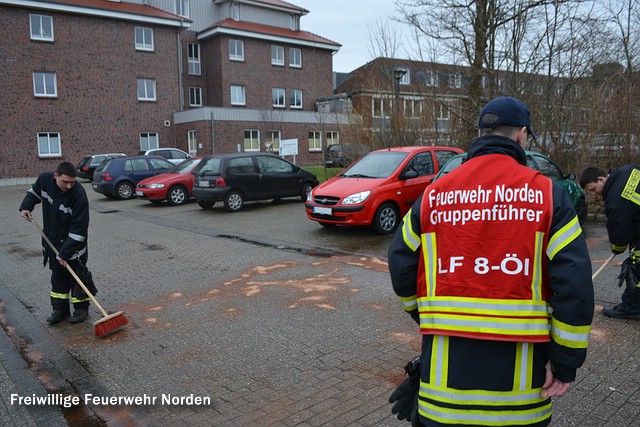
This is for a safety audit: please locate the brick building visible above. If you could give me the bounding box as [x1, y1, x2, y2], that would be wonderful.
[0, 0, 352, 182]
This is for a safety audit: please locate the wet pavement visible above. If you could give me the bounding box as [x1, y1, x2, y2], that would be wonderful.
[0, 182, 639, 426]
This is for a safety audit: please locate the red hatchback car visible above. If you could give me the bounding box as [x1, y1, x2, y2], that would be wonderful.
[305, 146, 464, 234]
[136, 157, 203, 205]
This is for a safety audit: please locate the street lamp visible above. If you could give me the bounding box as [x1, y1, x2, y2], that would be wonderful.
[392, 67, 407, 146]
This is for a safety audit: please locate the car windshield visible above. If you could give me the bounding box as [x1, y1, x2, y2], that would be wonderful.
[196, 157, 222, 175]
[170, 157, 200, 174]
[341, 151, 408, 178]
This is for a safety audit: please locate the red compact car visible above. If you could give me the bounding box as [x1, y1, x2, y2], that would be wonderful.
[305, 146, 464, 234]
[136, 157, 203, 205]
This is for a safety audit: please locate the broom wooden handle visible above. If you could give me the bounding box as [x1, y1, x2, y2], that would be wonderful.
[30, 219, 109, 317]
[592, 253, 616, 281]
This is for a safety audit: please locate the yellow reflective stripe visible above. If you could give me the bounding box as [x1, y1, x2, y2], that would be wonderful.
[551, 317, 590, 349]
[547, 216, 581, 260]
[71, 297, 90, 304]
[398, 295, 417, 312]
[612, 243, 628, 253]
[418, 397, 552, 425]
[417, 296, 551, 317]
[531, 232, 544, 300]
[621, 168, 640, 206]
[420, 382, 545, 406]
[513, 342, 534, 391]
[401, 209, 420, 251]
[419, 313, 550, 336]
[422, 232, 437, 297]
[50, 291, 69, 300]
[429, 335, 449, 387]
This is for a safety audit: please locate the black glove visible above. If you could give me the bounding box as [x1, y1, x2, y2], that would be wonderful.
[389, 356, 421, 425]
[71, 260, 97, 299]
[617, 257, 640, 293]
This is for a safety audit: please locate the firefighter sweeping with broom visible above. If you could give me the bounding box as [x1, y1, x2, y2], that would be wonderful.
[19, 161, 92, 324]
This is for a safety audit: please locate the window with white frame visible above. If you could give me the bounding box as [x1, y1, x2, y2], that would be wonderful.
[230, 2, 240, 20]
[398, 68, 410, 85]
[231, 85, 245, 105]
[372, 97, 382, 117]
[272, 88, 285, 107]
[290, 15, 298, 31]
[289, 48, 301, 68]
[30, 14, 53, 41]
[424, 70, 438, 87]
[140, 132, 159, 151]
[290, 89, 302, 109]
[188, 43, 201, 75]
[33, 71, 57, 97]
[326, 131, 339, 146]
[271, 45, 284, 66]
[37, 132, 61, 157]
[404, 98, 423, 118]
[175, 0, 190, 17]
[309, 131, 321, 151]
[437, 101, 451, 120]
[135, 27, 153, 51]
[266, 130, 281, 152]
[244, 130, 259, 151]
[137, 78, 156, 101]
[229, 39, 244, 61]
[450, 73, 462, 88]
[188, 130, 197, 155]
[189, 87, 202, 106]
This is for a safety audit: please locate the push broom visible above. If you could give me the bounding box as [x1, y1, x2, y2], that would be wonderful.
[592, 253, 616, 281]
[31, 219, 128, 337]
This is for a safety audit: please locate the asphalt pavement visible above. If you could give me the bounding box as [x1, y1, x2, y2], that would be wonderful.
[0, 181, 639, 426]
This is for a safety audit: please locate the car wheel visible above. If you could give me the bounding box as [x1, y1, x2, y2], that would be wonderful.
[167, 185, 188, 206]
[197, 200, 215, 209]
[224, 191, 244, 212]
[300, 182, 314, 201]
[115, 182, 134, 200]
[372, 202, 400, 235]
[575, 197, 588, 224]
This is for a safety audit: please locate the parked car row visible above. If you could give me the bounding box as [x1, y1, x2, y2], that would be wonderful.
[80, 145, 586, 235]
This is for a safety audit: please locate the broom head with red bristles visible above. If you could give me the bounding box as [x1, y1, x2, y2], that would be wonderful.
[94, 311, 129, 337]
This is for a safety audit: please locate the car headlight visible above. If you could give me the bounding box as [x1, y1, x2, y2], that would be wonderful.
[342, 190, 370, 205]
[306, 190, 313, 202]
[148, 183, 165, 189]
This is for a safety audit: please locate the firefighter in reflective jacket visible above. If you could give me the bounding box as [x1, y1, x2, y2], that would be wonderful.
[388, 97, 594, 427]
[579, 165, 640, 319]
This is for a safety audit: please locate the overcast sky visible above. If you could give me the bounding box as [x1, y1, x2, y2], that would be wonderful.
[292, 0, 405, 73]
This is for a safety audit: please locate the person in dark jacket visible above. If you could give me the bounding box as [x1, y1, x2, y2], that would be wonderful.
[388, 97, 594, 427]
[19, 161, 91, 324]
[579, 166, 640, 319]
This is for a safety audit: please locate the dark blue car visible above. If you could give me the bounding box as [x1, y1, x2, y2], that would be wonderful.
[92, 155, 174, 200]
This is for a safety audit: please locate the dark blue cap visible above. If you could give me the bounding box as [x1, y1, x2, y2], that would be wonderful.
[478, 96, 537, 141]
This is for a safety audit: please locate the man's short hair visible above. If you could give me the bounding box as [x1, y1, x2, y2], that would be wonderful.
[56, 161, 77, 178]
[579, 167, 607, 188]
[478, 125, 522, 140]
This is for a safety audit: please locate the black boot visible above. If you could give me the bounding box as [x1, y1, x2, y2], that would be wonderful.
[47, 309, 70, 324]
[69, 308, 89, 323]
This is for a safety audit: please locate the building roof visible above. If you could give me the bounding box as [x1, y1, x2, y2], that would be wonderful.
[200, 18, 340, 50]
[6, 0, 188, 24]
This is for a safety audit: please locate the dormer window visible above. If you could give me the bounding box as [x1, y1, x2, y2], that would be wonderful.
[175, 0, 190, 18]
[290, 15, 298, 31]
[231, 3, 240, 21]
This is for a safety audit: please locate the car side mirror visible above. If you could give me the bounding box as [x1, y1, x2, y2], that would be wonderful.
[566, 173, 576, 180]
[403, 170, 419, 180]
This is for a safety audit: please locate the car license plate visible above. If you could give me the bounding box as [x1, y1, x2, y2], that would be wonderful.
[136, 190, 143, 197]
[198, 180, 209, 187]
[313, 206, 332, 215]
